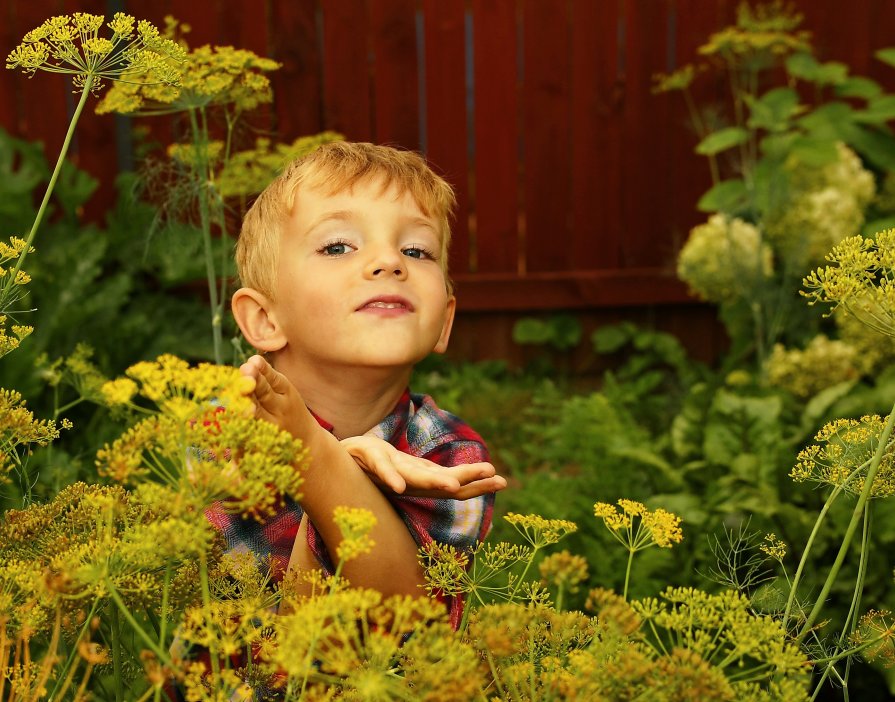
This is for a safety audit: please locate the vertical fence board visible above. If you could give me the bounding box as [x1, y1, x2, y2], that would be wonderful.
[370, 0, 420, 149]
[620, 0, 673, 268]
[570, 0, 622, 270]
[423, 0, 470, 276]
[0, 3, 19, 131]
[472, 0, 519, 274]
[665, 0, 730, 257]
[269, 0, 323, 139]
[10, 0, 68, 167]
[521, 0, 571, 273]
[321, 0, 372, 141]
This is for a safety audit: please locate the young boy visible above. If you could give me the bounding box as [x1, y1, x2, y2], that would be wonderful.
[210, 142, 506, 623]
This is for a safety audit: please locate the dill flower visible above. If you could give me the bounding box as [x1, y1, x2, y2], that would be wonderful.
[632, 586, 810, 695]
[652, 63, 701, 93]
[399, 621, 486, 700]
[593, 500, 683, 550]
[761, 533, 787, 561]
[503, 512, 578, 548]
[216, 133, 345, 199]
[6, 13, 184, 92]
[0, 319, 33, 360]
[698, 0, 810, 67]
[764, 335, 859, 398]
[95, 356, 306, 520]
[0, 236, 33, 315]
[0, 388, 70, 483]
[836, 300, 895, 374]
[539, 550, 589, 595]
[791, 415, 895, 497]
[851, 609, 895, 667]
[332, 506, 377, 564]
[677, 214, 773, 304]
[96, 42, 279, 114]
[803, 229, 895, 338]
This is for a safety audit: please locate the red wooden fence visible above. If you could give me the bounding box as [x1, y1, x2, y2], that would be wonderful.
[3, 0, 895, 364]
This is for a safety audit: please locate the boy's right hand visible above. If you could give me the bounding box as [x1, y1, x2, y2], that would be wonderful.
[340, 435, 507, 500]
[239, 355, 317, 441]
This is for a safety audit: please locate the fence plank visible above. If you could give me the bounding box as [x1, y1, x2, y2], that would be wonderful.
[620, 0, 673, 268]
[570, 0, 623, 270]
[370, 0, 420, 149]
[423, 0, 470, 276]
[269, 0, 323, 139]
[521, 0, 571, 273]
[0, 3, 19, 132]
[472, 0, 519, 274]
[9, 0, 68, 167]
[321, 0, 373, 141]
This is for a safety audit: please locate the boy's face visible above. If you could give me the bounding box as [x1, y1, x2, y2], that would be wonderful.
[270, 177, 455, 372]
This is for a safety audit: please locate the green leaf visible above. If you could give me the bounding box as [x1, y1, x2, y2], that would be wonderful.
[512, 318, 552, 345]
[695, 127, 750, 156]
[834, 77, 882, 100]
[647, 493, 709, 527]
[697, 179, 748, 213]
[703, 390, 783, 466]
[848, 126, 895, 171]
[591, 323, 635, 354]
[798, 380, 858, 440]
[786, 52, 821, 80]
[789, 135, 840, 167]
[854, 95, 895, 124]
[745, 88, 801, 132]
[797, 102, 857, 141]
[875, 47, 895, 69]
[787, 52, 848, 85]
[548, 314, 582, 350]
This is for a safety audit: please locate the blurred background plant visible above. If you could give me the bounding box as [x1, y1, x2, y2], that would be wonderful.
[654, 0, 895, 378]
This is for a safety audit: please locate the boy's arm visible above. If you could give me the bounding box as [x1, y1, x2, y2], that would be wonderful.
[340, 435, 507, 498]
[240, 356, 427, 597]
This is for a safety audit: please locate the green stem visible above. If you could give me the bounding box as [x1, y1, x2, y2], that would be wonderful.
[4, 76, 94, 300]
[799, 404, 895, 638]
[782, 480, 846, 628]
[47, 598, 100, 700]
[623, 547, 634, 601]
[111, 605, 124, 702]
[187, 108, 222, 364]
[106, 582, 174, 666]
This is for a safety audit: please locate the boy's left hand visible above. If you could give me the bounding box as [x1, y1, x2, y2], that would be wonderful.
[341, 435, 507, 500]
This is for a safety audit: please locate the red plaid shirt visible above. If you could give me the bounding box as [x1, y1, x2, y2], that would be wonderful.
[204, 389, 493, 626]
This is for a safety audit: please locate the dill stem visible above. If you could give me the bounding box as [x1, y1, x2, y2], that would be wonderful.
[799, 402, 895, 639]
[5, 75, 94, 300]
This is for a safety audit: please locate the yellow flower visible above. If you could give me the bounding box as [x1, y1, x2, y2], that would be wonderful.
[760, 533, 787, 561]
[6, 12, 185, 92]
[503, 512, 578, 548]
[594, 499, 683, 551]
[332, 506, 377, 564]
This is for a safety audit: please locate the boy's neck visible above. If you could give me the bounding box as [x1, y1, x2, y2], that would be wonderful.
[276, 356, 413, 439]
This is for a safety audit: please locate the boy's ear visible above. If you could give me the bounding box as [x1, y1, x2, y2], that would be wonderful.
[432, 295, 456, 354]
[231, 287, 287, 352]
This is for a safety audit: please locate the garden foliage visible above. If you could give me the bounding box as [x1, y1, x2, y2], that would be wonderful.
[3, 4, 895, 701]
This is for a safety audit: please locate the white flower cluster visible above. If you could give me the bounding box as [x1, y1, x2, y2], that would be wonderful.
[765, 334, 859, 398]
[766, 143, 875, 269]
[677, 214, 773, 303]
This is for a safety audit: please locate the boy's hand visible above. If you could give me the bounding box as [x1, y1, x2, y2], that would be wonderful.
[341, 435, 507, 500]
[239, 355, 316, 440]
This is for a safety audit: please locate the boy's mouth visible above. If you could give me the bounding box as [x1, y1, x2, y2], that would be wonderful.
[357, 295, 414, 312]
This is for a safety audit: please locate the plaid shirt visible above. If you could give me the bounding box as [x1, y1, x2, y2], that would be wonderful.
[205, 389, 493, 626]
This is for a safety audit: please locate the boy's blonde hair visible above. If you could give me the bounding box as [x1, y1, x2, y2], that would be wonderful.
[236, 141, 457, 298]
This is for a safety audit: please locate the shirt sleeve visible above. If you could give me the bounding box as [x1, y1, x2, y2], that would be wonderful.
[386, 434, 495, 556]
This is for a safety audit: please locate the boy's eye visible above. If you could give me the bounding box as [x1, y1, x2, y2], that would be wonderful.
[320, 241, 353, 256]
[402, 246, 434, 260]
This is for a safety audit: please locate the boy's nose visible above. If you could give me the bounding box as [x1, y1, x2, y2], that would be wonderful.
[364, 249, 408, 279]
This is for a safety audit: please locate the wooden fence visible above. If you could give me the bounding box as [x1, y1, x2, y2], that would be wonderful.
[3, 0, 895, 365]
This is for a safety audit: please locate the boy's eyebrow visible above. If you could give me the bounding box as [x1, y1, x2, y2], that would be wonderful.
[305, 210, 356, 234]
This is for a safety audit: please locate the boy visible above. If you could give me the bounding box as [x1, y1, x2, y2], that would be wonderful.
[211, 142, 505, 623]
